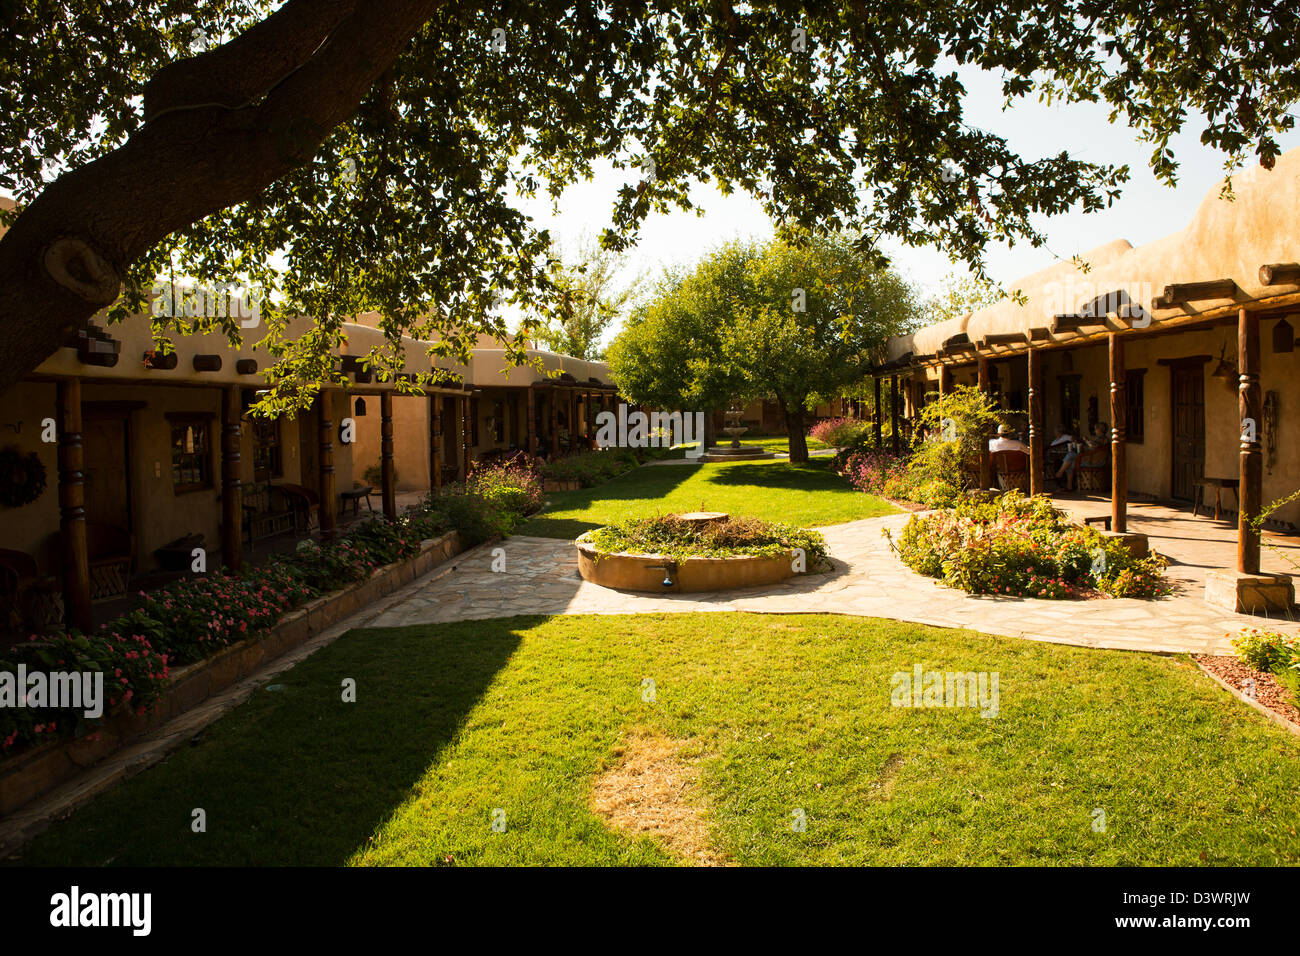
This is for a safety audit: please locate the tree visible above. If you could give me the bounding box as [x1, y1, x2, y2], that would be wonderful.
[921, 273, 1006, 327]
[722, 235, 915, 461]
[4, 1, 1299, 404]
[605, 245, 757, 446]
[534, 237, 641, 361]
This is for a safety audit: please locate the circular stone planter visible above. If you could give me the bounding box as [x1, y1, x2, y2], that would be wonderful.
[575, 533, 798, 593]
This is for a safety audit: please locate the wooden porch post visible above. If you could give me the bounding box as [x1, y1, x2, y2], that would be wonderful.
[873, 376, 882, 449]
[462, 394, 473, 479]
[1028, 348, 1044, 496]
[890, 375, 900, 455]
[221, 385, 243, 571]
[527, 386, 538, 456]
[381, 390, 396, 519]
[549, 389, 560, 458]
[57, 378, 92, 632]
[1238, 307, 1262, 573]
[317, 391, 337, 542]
[977, 356, 991, 490]
[1109, 333, 1128, 533]
[429, 394, 442, 495]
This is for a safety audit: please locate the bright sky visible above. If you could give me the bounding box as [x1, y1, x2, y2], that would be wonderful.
[516, 63, 1300, 347]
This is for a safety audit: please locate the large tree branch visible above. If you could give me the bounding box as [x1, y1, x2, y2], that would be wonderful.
[0, 0, 448, 395]
[142, 0, 361, 120]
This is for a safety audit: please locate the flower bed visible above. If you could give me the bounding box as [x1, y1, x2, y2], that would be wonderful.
[1, 476, 539, 759]
[584, 514, 828, 564]
[1196, 628, 1300, 732]
[576, 514, 827, 593]
[884, 491, 1169, 599]
[810, 416, 870, 448]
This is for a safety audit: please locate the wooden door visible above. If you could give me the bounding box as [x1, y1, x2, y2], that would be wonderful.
[1171, 365, 1205, 501]
[83, 419, 130, 528]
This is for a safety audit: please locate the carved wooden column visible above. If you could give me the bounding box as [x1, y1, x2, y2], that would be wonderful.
[1028, 348, 1044, 496]
[221, 385, 243, 571]
[381, 391, 396, 519]
[1109, 333, 1128, 533]
[57, 378, 92, 631]
[429, 394, 442, 495]
[461, 394, 472, 479]
[527, 386, 538, 456]
[977, 356, 991, 490]
[317, 391, 337, 542]
[890, 375, 900, 455]
[1238, 308, 1262, 574]
[873, 376, 883, 449]
[549, 389, 560, 458]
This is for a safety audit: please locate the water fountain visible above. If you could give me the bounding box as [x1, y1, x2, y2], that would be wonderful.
[701, 405, 776, 462]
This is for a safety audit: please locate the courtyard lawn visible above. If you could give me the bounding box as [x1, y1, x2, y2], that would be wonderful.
[12, 613, 1300, 867]
[521, 457, 894, 539]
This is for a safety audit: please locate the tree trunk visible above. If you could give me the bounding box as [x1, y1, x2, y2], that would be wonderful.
[784, 405, 809, 462]
[703, 408, 717, 449]
[0, 0, 445, 395]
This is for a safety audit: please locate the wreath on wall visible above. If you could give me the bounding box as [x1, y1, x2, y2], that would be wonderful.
[0, 446, 48, 508]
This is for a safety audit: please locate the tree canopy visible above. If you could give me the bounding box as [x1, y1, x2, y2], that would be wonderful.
[3, 1, 1298, 406]
[608, 235, 915, 460]
[533, 237, 640, 361]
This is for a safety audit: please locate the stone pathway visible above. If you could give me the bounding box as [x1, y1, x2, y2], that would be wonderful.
[370, 513, 1300, 654]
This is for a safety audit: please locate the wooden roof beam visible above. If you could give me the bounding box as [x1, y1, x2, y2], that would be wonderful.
[1259, 262, 1300, 286]
[1153, 278, 1238, 308]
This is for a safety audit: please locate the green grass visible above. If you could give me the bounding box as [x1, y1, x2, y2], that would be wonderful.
[520, 457, 896, 539]
[669, 435, 831, 456]
[12, 613, 1300, 866]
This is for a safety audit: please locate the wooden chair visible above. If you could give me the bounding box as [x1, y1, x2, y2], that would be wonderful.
[1075, 446, 1110, 493]
[85, 522, 134, 601]
[276, 482, 320, 533]
[0, 549, 63, 639]
[990, 450, 1030, 492]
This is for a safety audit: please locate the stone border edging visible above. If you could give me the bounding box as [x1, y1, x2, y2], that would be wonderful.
[1193, 658, 1300, 738]
[0, 531, 464, 821]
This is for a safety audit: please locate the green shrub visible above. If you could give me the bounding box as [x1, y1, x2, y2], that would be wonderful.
[1231, 628, 1300, 673]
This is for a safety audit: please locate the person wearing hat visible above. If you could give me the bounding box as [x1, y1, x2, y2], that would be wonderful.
[988, 422, 1029, 454]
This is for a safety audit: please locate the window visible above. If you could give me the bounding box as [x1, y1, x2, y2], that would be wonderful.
[1126, 369, 1146, 443]
[251, 416, 282, 479]
[168, 417, 212, 491]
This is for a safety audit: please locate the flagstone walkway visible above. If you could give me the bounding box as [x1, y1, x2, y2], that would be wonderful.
[370, 512, 1300, 654]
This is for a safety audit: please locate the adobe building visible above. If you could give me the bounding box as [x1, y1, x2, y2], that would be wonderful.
[874, 147, 1300, 614]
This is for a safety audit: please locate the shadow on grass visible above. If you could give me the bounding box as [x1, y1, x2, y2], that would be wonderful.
[11, 619, 528, 866]
[700, 459, 851, 491]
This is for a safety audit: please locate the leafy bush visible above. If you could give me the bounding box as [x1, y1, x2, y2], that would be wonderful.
[362, 462, 393, 488]
[1231, 628, 1300, 674]
[885, 491, 1169, 599]
[468, 456, 545, 515]
[810, 416, 870, 448]
[584, 514, 828, 565]
[540, 448, 639, 486]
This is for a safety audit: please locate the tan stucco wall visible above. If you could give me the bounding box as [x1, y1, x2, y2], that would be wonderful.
[350, 394, 431, 492]
[0, 380, 358, 576]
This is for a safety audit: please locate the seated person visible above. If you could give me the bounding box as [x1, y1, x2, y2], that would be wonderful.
[1050, 425, 1076, 448]
[988, 424, 1029, 454]
[1056, 421, 1109, 489]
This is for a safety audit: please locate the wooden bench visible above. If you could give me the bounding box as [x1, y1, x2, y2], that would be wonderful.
[1193, 477, 1239, 521]
[1083, 514, 1112, 531]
